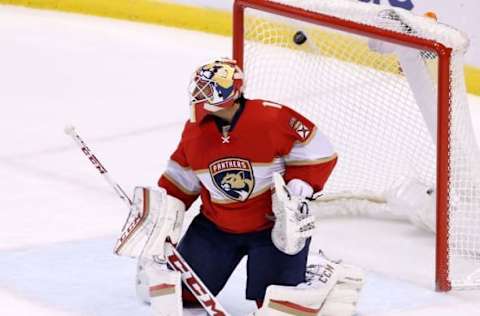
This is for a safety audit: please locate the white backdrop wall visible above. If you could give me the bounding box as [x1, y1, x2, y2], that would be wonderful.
[167, 0, 480, 66]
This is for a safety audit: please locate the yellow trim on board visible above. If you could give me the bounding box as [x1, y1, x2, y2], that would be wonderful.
[465, 65, 480, 96]
[1, 0, 479, 95]
[0, 0, 232, 35]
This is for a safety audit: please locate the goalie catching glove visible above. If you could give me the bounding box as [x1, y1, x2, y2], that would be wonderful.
[113, 186, 185, 259]
[271, 172, 316, 255]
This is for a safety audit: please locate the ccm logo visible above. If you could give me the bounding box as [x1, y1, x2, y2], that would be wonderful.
[167, 253, 226, 316]
[319, 264, 336, 284]
[118, 214, 141, 242]
[80, 141, 107, 174]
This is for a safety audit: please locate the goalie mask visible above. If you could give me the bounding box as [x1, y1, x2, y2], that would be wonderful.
[189, 59, 244, 122]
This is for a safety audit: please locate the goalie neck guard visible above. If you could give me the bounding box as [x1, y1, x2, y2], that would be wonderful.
[189, 58, 244, 123]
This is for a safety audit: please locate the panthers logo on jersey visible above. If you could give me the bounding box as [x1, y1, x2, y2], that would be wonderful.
[209, 158, 255, 202]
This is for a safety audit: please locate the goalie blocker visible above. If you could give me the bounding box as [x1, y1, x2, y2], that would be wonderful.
[113, 186, 186, 305]
[114, 186, 185, 259]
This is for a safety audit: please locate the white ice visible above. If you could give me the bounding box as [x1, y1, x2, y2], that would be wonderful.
[1, 5, 480, 316]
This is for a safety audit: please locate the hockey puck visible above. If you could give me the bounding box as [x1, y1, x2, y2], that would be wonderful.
[293, 31, 307, 45]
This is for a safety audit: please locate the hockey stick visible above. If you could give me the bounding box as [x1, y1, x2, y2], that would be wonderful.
[65, 125, 230, 316]
[64, 125, 132, 207]
[164, 240, 231, 316]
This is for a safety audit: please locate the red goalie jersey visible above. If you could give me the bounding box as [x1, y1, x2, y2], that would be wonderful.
[158, 99, 337, 233]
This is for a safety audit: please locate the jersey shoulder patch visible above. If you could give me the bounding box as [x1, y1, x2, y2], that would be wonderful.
[279, 105, 316, 143]
[288, 115, 313, 141]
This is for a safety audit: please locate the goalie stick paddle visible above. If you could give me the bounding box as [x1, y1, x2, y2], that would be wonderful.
[65, 125, 230, 316]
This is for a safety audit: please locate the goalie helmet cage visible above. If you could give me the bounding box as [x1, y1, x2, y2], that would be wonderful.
[233, 0, 480, 291]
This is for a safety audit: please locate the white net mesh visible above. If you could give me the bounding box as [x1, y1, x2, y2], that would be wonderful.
[238, 0, 480, 289]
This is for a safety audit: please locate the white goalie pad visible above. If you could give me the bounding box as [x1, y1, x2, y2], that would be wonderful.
[150, 270, 183, 316]
[136, 257, 153, 305]
[308, 177, 436, 233]
[137, 257, 183, 316]
[384, 177, 436, 233]
[257, 257, 364, 316]
[113, 186, 185, 259]
[271, 173, 316, 255]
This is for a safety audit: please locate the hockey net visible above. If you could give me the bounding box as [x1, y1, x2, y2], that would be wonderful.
[233, 0, 480, 290]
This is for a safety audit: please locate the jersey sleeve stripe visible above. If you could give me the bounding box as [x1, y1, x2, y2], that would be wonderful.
[158, 175, 199, 209]
[284, 127, 335, 163]
[193, 168, 210, 174]
[163, 160, 200, 195]
[162, 173, 199, 196]
[285, 153, 338, 166]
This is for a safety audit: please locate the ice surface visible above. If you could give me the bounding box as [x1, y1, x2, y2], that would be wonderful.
[1, 5, 480, 315]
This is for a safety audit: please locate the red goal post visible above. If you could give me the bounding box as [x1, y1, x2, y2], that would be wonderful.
[233, 0, 478, 292]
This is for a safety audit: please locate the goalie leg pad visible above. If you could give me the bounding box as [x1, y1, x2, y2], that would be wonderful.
[135, 257, 184, 315]
[257, 259, 364, 316]
[150, 267, 183, 315]
[114, 186, 185, 259]
[384, 177, 436, 233]
[136, 257, 153, 305]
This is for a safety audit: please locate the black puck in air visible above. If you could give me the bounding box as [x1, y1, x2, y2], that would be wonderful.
[293, 31, 307, 45]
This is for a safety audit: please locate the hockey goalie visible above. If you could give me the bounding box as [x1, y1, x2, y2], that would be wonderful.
[113, 59, 365, 315]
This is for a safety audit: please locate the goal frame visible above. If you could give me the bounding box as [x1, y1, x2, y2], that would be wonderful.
[232, 0, 453, 292]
